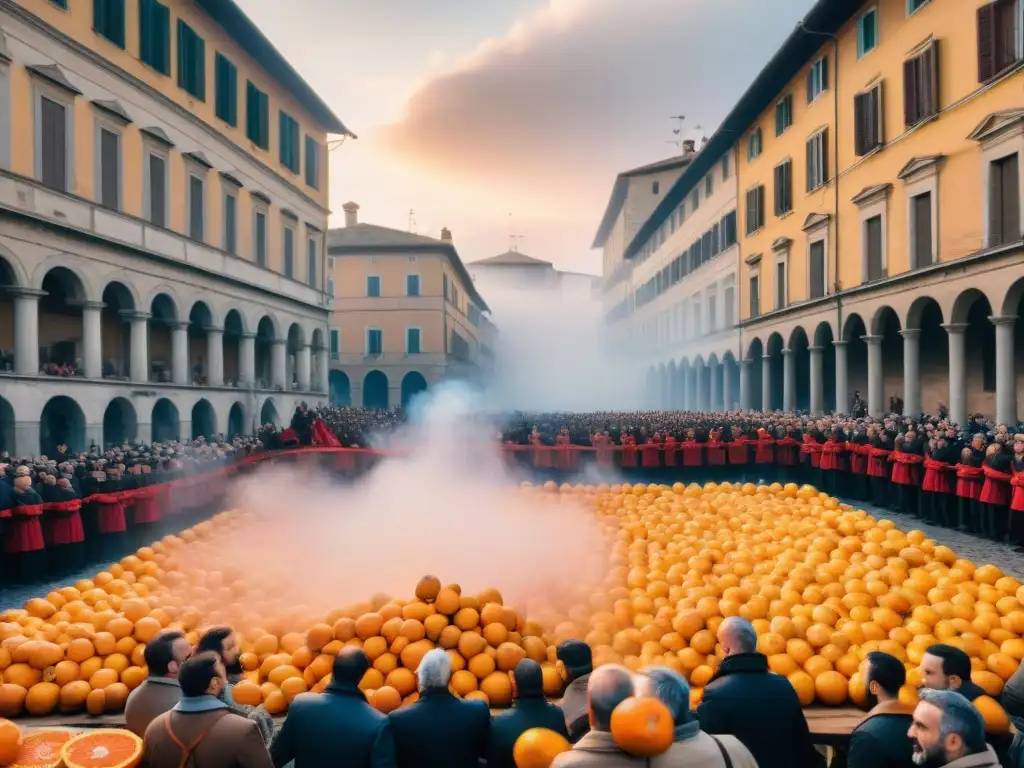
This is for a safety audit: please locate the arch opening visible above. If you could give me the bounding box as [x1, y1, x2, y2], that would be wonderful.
[0, 257, 18, 370]
[843, 314, 869, 412]
[101, 282, 136, 380]
[152, 399, 179, 443]
[287, 323, 305, 390]
[401, 371, 428, 408]
[260, 398, 279, 427]
[188, 302, 215, 385]
[255, 316, 276, 388]
[39, 267, 87, 377]
[330, 370, 351, 406]
[228, 402, 245, 439]
[149, 293, 178, 383]
[0, 395, 14, 453]
[746, 338, 764, 411]
[103, 397, 138, 448]
[40, 395, 86, 455]
[224, 309, 245, 386]
[191, 398, 216, 440]
[363, 370, 389, 409]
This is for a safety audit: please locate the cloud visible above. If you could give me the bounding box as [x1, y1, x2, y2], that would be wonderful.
[374, 0, 815, 219]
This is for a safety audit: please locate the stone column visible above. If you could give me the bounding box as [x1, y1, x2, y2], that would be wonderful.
[239, 333, 256, 387]
[808, 346, 823, 415]
[942, 324, 968, 427]
[833, 340, 848, 415]
[761, 355, 772, 412]
[863, 335, 883, 416]
[317, 347, 329, 394]
[297, 344, 311, 391]
[13, 289, 43, 375]
[709, 361, 721, 411]
[80, 300, 104, 379]
[782, 349, 796, 412]
[171, 322, 190, 385]
[136, 422, 152, 445]
[271, 340, 287, 390]
[990, 316, 1017, 425]
[206, 327, 224, 387]
[124, 311, 150, 384]
[722, 360, 733, 411]
[900, 328, 921, 417]
[739, 359, 752, 410]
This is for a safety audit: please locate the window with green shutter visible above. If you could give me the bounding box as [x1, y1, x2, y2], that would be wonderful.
[176, 20, 206, 100]
[215, 54, 237, 126]
[246, 81, 269, 149]
[279, 111, 299, 173]
[50, 0, 68, 9]
[304, 136, 319, 189]
[93, 0, 126, 48]
[139, 0, 170, 74]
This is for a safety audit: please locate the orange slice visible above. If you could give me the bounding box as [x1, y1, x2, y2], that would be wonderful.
[10, 730, 72, 768]
[60, 730, 143, 768]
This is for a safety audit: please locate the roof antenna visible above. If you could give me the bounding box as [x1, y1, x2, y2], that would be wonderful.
[408, 209, 416, 233]
[508, 212, 524, 252]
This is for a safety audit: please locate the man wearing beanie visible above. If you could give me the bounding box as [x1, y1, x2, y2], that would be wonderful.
[556, 640, 593, 743]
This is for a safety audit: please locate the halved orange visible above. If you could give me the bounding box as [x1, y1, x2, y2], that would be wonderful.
[60, 730, 142, 768]
[10, 730, 72, 768]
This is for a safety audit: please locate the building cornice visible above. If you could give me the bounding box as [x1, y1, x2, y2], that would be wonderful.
[0, 0, 330, 216]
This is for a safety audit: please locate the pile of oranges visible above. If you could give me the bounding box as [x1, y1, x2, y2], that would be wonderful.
[1, 480, 1023, 720]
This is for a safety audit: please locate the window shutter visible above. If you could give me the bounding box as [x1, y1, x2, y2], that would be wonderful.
[775, 102, 783, 135]
[757, 186, 765, 228]
[806, 137, 815, 192]
[149, 154, 165, 227]
[977, 3, 996, 82]
[821, 55, 829, 91]
[903, 58, 919, 126]
[923, 42, 938, 119]
[806, 68, 814, 103]
[821, 129, 829, 187]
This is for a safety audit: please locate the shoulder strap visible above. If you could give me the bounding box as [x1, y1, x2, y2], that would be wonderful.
[709, 734, 734, 768]
[164, 711, 230, 768]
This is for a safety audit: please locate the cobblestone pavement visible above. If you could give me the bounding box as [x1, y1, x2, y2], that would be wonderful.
[3, 490, 1021, 611]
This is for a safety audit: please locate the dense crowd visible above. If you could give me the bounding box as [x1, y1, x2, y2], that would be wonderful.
[116, 616, 1024, 768]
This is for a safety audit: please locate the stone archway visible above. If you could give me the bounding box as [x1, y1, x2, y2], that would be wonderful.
[0, 256, 20, 372]
[40, 395, 86, 455]
[330, 370, 351, 406]
[843, 313, 869, 414]
[228, 402, 245, 439]
[952, 288, 997, 419]
[223, 309, 246, 386]
[746, 338, 764, 411]
[401, 371, 428, 408]
[363, 370, 389, 409]
[788, 327, 810, 412]
[765, 333, 784, 411]
[188, 301, 215, 385]
[152, 399, 179, 443]
[101, 281, 137, 380]
[103, 397, 138, 448]
[260, 398, 279, 427]
[39, 267, 88, 376]
[0, 395, 14, 454]
[149, 293, 179, 383]
[812, 322, 837, 413]
[191, 399, 216, 440]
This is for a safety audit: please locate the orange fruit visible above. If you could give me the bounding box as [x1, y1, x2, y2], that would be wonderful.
[372, 685, 402, 714]
[814, 671, 849, 706]
[479, 672, 513, 707]
[85, 690, 105, 717]
[7, 729, 71, 768]
[60, 729, 142, 768]
[415, 576, 442, 602]
[0, 719, 21, 766]
[512, 728, 571, 768]
[24, 683, 60, 716]
[0, 686, 28, 717]
[610, 697, 674, 757]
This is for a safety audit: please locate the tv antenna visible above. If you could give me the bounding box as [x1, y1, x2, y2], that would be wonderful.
[507, 212, 524, 252]
[407, 209, 417, 233]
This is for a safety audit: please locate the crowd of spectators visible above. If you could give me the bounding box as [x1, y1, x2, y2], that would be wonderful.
[121, 617, 1024, 768]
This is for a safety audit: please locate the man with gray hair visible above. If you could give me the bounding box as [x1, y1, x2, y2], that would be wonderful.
[388, 648, 489, 768]
[641, 666, 757, 767]
[552, 665, 636, 767]
[698, 616, 824, 768]
[908, 689, 999, 767]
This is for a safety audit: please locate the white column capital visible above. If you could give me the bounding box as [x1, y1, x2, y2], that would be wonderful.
[762, 354, 773, 361]
[782, 348, 795, 356]
[68, 298, 105, 311]
[807, 345, 824, 353]
[941, 323, 968, 334]
[171, 321, 191, 331]
[832, 339, 848, 348]
[988, 315, 1018, 326]
[9, 287, 47, 300]
[740, 358, 753, 368]
[240, 332, 258, 340]
[861, 334, 883, 345]
[120, 310, 152, 322]
[899, 329, 922, 339]
[205, 326, 224, 335]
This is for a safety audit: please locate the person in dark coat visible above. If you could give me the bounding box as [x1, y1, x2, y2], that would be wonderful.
[556, 639, 593, 743]
[848, 651, 915, 768]
[388, 648, 489, 768]
[270, 647, 395, 768]
[487, 659, 568, 768]
[697, 617, 825, 768]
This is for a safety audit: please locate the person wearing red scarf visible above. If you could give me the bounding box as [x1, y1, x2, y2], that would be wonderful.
[620, 433, 637, 469]
[980, 442, 1013, 541]
[955, 445, 985, 534]
[1010, 437, 1024, 547]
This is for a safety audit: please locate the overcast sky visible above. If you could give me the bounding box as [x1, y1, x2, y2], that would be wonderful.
[237, 0, 817, 273]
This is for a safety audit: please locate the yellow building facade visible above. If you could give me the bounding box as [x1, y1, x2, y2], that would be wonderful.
[0, 0, 348, 455]
[325, 203, 495, 409]
[728, 0, 1023, 425]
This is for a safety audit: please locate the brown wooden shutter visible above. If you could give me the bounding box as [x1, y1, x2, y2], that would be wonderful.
[903, 58, 919, 126]
[854, 92, 868, 156]
[757, 185, 765, 228]
[922, 42, 938, 119]
[821, 129, 829, 187]
[40, 97, 67, 192]
[149, 154, 166, 227]
[977, 2, 996, 82]
[913, 192, 933, 267]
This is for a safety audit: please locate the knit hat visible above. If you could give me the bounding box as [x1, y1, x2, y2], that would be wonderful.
[556, 639, 593, 678]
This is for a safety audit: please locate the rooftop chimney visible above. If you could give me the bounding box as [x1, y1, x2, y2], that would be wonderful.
[342, 201, 359, 227]
[682, 139, 696, 156]
[440, 227, 452, 242]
